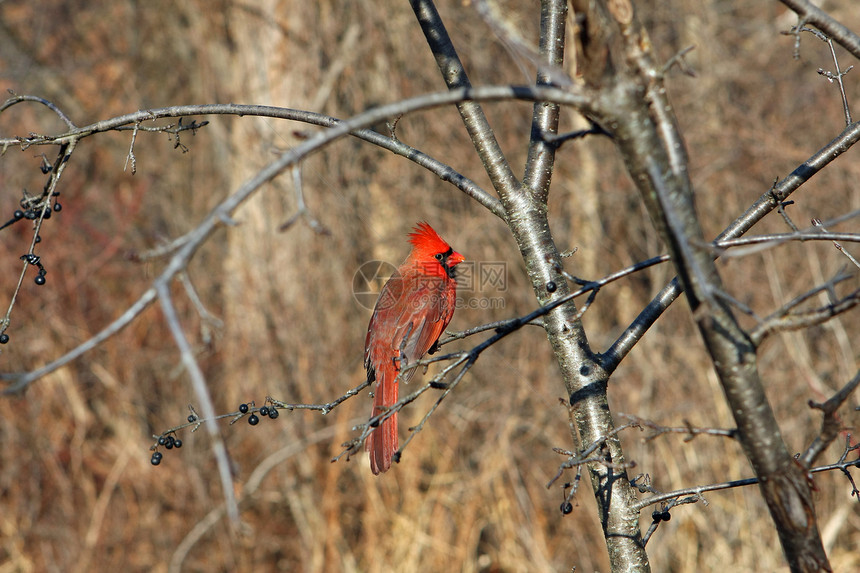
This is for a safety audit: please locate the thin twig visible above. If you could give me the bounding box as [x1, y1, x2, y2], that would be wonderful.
[751, 274, 860, 346]
[619, 413, 738, 442]
[124, 122, 140, 174]
[278, 165, 330, 234]
[0, 99, 507, 218]
[271, 378, 373, 416]
[546, 423, 639, 489]
[632, 454, 860, 512]
[0, 141, 76, 349]
[801, 372, 860, 466]
[473, 0, 573, 88]
[779, 0, 860, 61]
[0, 93, 77, 129]
[156, 282, 239, 523]
[604, 120, 860, 373]
[812, 217, 860, 269]
[178, 271, 224, 346]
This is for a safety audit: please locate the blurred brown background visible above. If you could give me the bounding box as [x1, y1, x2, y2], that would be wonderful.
[0, 1, 859, 571]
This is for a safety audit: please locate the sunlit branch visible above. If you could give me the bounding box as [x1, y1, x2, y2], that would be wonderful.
[631, 451, 860, 512]
[619, 413, 738, 442]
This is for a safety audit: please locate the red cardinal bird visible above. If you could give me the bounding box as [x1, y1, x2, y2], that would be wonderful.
[365, 222, 465, 474]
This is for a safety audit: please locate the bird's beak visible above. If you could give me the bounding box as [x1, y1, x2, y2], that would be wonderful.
[449, 251, 465, 266]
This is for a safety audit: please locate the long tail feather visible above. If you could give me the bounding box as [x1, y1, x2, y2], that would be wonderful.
[367, 367, 399, 475]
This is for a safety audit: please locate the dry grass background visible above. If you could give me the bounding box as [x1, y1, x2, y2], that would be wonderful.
[0, 1, 859, 571]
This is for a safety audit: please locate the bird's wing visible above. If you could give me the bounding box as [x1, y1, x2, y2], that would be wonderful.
[366, 273, 455, 380]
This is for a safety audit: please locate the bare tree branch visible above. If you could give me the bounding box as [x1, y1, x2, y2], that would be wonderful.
[156, 281, 239, 523]
[412, 2, 649, 569]
[751, 275, 860, 346]
[604, 119, 860, 373]
[0, 99, 506, 219]
[619, 414, 738, 442]
[522, 0, 567, 202]
[812, 217, 860, 269]
[801, 371, 860, 467]
[632, 449, 860, 514]
[0, 93, 77, 129]
[570, 1, 830, 569]
[780, 0, 860, 60]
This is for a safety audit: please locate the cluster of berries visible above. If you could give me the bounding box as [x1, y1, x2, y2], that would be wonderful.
[12, 202, 62, 222]
[240, 402, 280, 425]
[2, 187, 63, 233]
[651, 509, 672, 523]
[150, 403, 281, 467]
[151, 433, 183, 465]
[0, 185, 64, 304]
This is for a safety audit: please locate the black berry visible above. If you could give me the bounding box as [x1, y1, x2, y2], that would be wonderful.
[158, 436, 168, 446]
[268, 408, 279, 420]
[248, 414, 259, 426]
[546, 281, 557, 293]
[173, 439, 182, 448]
[53, 203, 62, 212]
[259, 406, 270, 417]
[0, 334, 8, 344]
[13, 210, 23, 219]
[652, 510, 670, 522]
[239, 403, 249, 414]
[560, 501, 573, 515]
[151, 452, 163, 466]
[34, 275, 46, 285]
[187, 415, 197, 423]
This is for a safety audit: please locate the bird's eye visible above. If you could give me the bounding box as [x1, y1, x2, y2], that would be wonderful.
[435, 253, 444, 261]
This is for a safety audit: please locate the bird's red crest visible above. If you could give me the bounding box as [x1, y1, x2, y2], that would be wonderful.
[408, 222, 450, 253]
